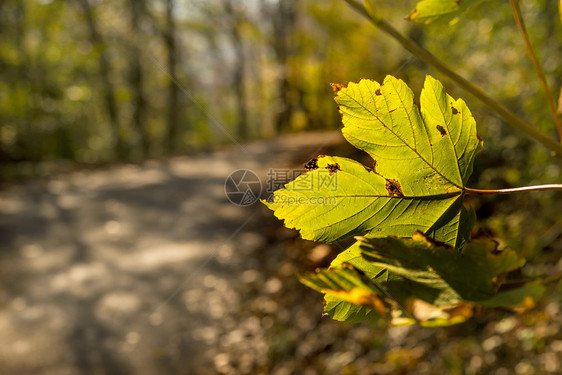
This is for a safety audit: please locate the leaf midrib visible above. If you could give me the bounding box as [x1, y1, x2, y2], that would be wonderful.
[297, 193, 461, 200]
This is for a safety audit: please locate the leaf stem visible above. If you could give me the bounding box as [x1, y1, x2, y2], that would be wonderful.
[343, 0, 562, 157]
[501, 271, 562, 286]
[465, 184, 562, 195]
[509, 0, 562, 142]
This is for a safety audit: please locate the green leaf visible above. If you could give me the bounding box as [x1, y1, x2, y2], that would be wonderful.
[329, 241, 386, 278]
[425, 201, 476, 250]
[323, 294, 380, 325]
[300, 264, 389, 317]
[480, 283, 546, 309]
[264, 75, 481, 247]
[265, 155, 460, 243]
[359, 233, 525, 304]
[322, 242, 386, 324]
[407, 0, 479, 25]
[338, 75, 481, 192]
[307, 234, 536, 327]
[302, 260, 474, 327]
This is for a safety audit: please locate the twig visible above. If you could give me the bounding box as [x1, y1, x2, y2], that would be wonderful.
[465, 184, 562, 195]
[343, 0, 562, 157]
[557, 83, 562, 125]
[509, 0, 562, 142]
[543, 271, 562, 286]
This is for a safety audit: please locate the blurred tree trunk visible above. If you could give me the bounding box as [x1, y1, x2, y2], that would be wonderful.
[265, 0, 296, 134]
[79, 0, 126, 159]
[13, 0, 32, 159]
[223, 0, 249, 140]
[163, 0, 180, 153]
[127, 0, 150, 158]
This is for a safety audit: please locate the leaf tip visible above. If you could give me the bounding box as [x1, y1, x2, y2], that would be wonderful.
[405, 7, 418, 22]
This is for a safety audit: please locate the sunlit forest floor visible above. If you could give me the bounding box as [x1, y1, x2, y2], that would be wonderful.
[0, 132, 560, 375]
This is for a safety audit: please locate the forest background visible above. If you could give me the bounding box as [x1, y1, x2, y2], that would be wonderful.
[3, 0, 561, 254]
[0, 0, 561, 373]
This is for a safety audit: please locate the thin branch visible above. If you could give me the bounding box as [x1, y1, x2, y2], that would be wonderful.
[500, 271, 562, 286]
[343, 0, 562, 157]
[509, 0, 562, 141]
[557, 82, 562, 125]
[465, 184, 562, 195]
[543, 271, 562, 286]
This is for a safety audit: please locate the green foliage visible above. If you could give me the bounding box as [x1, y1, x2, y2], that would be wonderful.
[302, 233, 542, 327]
[407, 0, 479, 24]
[265, 75, 481, 248]
[264, 75, 546, 327]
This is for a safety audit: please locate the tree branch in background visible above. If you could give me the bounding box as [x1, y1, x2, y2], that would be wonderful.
[558, 83, 562, 125]
[509, 0, 562, 142]
[344, 0, 562, 157]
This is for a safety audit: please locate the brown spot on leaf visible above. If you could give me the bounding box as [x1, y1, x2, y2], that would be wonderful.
[326, 163, 341, 176]
[451, 106, 458, 115]
[304, 158, 318, 171]
[385, 179, 404, 197]
[375, 88, 382, 96]
[330, 83, 347, 95]
[436, 125, 447, 137]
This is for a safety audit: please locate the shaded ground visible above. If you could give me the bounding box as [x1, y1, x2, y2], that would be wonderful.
[1, 132, 561, 375]
[0, 132, 342, 374]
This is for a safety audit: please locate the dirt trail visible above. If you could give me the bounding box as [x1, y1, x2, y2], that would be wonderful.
[0, 132, 343, 375]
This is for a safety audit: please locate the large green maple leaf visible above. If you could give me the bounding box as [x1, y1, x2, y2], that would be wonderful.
[264, 75, 481, 248]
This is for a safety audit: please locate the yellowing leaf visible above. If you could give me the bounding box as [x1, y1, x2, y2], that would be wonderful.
[300, 265, 389, 316]
[264, 75, 481, 248]
[407, 0, 479, 25]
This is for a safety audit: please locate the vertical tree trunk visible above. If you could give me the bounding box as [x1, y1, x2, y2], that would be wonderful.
[263, 0, 296, 135]
[164, 0, 180, 153]
[127, 0, 149, 158]
[79, 0, 125, 159]
[224, 0, 249, 140]
[13, 0, 32, 159]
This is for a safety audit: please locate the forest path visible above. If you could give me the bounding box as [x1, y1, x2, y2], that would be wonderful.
[0, 131, 343, 375]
